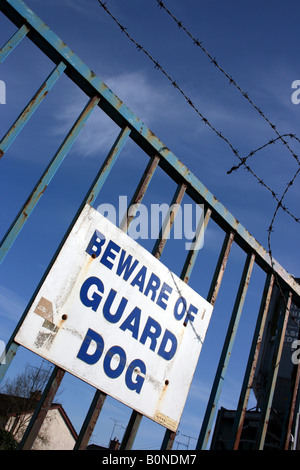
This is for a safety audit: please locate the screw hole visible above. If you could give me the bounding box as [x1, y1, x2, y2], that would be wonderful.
[165, 380, 169, 386]
[62, 314, 67, 320]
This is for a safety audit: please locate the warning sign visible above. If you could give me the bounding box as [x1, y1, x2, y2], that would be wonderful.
[15, 204, 213, 431]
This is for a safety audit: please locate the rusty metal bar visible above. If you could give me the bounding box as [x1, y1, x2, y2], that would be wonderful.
[156, 232, 234, 452]
[152, 182, 187, 259]
[229, 272, 275, 449]
[120, 182, 187, 450]
[74, 389, 107, 450]
[161, 429, 176, 450]
[110, 155, 161, 450]
[161, 207, 212, 450]
[0, 95, 100, 265]
[18, 366, 65, 450]
[196, 252, 256, 449]
[0, 23, 29, 63]
[119, 410, 143, 450]
[254, 290, 293, 449]
[119, 155, 160, 232]
[0, 61, 66, 158]
[207, 231, 235, 307]
[73, 149, 159, 451]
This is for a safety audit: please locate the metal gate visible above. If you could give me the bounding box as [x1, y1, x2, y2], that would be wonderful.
[0, 0, 300, 450]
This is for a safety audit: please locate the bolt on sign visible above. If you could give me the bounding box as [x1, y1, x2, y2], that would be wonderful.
[15, 204, 213, 431]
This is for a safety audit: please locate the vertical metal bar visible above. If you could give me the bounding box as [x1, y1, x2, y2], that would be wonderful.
[162, 229, 233, 451]
[0, 61, 66, 158]
[282, 341, 300, 449]
[119, 155, 160, 232]
[119, 410, 143, 450]
[229, 272, 275, 449]
[121, 182, 187, 450]
[109, 156, 160, 450]
[73, 390, 107, 450]
[0, 95, 100, 264]
[85, 126, 131, 207]
[1, 126, 131, 451]
[0, 341, 18, 382]
[254, 290, 292, 450]
[196, 252, 256, 450]
[207, 231, 235, 306]
[0, 24, 29, 63]
[161, 429, 176, 450]
[152, 182, 187, 259]
[18, 366, 65, 450]
[161, 207, 212, 450]
[60, 127, 131, 449]
[0, 125, 131, 386]
[180, 207, 212, 284]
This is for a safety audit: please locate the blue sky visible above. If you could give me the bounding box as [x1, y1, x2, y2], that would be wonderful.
[0, 0, 300, 449]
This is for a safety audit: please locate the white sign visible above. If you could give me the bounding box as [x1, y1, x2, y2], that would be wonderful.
[15, 204, 213, 431]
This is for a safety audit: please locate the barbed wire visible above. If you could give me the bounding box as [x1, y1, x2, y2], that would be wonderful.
[154, 0, 300, 168]
[152, 0, 300, 318]
[97, 1, 299, 226]
[229, 133, 300, 225]
[228, 134, 300, 176]
[97, 1, 300, 322]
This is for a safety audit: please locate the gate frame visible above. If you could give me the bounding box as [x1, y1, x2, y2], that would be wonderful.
[0, 0, 299, 450]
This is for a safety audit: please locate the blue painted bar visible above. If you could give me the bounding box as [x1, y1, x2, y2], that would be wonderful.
[180, 207, 212, 284]
[0, 61, 66, 158]
[0, 23, 29, 63]
[0, 95, 100, 264]
[85, 126, 131, 207]
[0, 124, 130, 385]
[0, 341, 18, 382]
[196, 252, 256, 450]
[0, 0, 298, 301]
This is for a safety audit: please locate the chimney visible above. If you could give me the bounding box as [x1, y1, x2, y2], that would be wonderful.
[109, 438, 120, 450]
[29, 390, 42, 402]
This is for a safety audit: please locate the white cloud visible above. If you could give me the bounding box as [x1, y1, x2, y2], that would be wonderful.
[0, 285, 25, 322]
[0, 285, 26, 343]
[51, 70, 181, 158]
